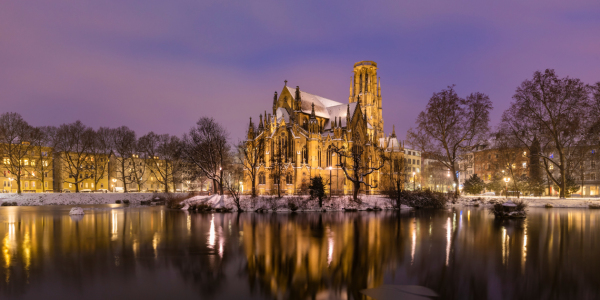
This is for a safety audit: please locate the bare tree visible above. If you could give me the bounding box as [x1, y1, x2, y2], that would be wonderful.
[30, 126, 55, 192]
[110, 126, 136, 193]
[407, 86, 493, 197]
[53, 121, 95, 193]
[500, 69, 591, 198]
[88, 127, 111, 191]
[238, 136, 264, 197]
[0, 112, 37, 194]
[331, 144, 385, 202]
[223, 157, 244, 211]
[139, 132, 183, 193]
[380, 136, 405, 208]
[182, 117, 230, 195]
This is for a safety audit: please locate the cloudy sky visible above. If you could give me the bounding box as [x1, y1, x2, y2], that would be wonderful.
[1, 1, 599, 142]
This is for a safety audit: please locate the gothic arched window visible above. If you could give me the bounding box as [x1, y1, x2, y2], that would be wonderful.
[318, 146, 321, 167]
[286, 173, 293, 185]
[259, 172, 266, 185]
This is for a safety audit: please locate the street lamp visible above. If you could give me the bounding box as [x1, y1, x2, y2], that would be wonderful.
[329, 166, 333, 198]
[413, 172, 416, 190]
[503, 177, 511, 199]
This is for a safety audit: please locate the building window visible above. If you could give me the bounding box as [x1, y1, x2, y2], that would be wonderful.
[91, 183, 94, 188]
[522, 162, 527, 168]
[101, 183, 104, 188]
[549, 164, 554, 170]
[592, 174, 596, 180]
[24, 182, 29, 188]
[523, 151, 527, 157]
[24, 159, 29, 166]
[592, 161, 596, 168]
[259, 173, 266, 185]
[286, 173, 293, 185]
[69, 183, 72, 188]
[31, 181, 36, 188]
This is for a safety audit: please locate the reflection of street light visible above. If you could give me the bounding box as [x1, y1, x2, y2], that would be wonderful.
[413, 172, 416, 190]
[503, 177, 511, 199]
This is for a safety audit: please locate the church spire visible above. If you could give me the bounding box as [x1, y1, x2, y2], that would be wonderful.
[273, 91, 278, 115]
[310, 102, 316, 119]
[391, 125, 396, 138]
[346, 104, 351, 125]
[258, 114, 264, 131]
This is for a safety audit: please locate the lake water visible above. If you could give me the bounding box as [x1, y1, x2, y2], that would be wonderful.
[1, 205, 599, 300]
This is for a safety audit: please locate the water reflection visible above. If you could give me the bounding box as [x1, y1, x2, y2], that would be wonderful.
[0, 206, 599, 299]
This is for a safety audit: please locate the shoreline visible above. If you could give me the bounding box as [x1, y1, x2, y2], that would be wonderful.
[1, 193, 599, 210]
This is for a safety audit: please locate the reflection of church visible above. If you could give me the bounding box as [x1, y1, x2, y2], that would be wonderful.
[245, 61, 403, 195]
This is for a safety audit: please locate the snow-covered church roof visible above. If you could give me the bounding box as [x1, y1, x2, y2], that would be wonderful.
[285, 86, 343, 119]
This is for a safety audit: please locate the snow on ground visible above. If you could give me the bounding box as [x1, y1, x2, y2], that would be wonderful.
[180, 194, 406, 212]
[2, 192, 597, 210]
[0, 192, 182, 206]
[458, 195, 600, 208]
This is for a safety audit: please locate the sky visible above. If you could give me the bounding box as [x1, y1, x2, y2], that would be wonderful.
[1, 1, 600, 143]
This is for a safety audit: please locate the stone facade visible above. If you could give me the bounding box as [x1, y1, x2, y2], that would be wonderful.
[244, 61, 403, 196]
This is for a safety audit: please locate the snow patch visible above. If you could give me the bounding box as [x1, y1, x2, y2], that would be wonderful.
[69, 207, 85, 215]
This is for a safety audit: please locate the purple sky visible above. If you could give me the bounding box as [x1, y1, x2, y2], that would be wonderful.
[2, 1, 599, 143]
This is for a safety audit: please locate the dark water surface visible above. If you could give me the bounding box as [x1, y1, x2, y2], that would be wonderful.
[1, 205, 599, 300]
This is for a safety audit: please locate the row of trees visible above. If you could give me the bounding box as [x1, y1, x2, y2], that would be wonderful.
[409, 69, 600, 198]
[0, 113, 237, 195]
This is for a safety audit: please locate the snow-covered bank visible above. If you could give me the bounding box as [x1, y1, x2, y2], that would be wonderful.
[0, 192, 184, 206]
[457, 195, 600, 208]
[180, 194, 410, 212]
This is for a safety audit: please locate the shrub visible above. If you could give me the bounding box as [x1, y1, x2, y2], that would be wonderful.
[489, 200, 527, 218]
[396, 190, 448, 209]
[1, 202, 17, 206]
[115, 200, 122, 204]
[165, 193, 190, 209]
[287, 196, 304, 211]
[123, 199, 130, 204]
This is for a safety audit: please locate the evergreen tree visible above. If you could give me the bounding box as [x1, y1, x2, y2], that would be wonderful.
[308, 176, 326, 207]
[463, 174, 485, 195]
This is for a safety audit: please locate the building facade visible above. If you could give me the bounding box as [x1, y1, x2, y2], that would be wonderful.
[244, 61, 403, 195]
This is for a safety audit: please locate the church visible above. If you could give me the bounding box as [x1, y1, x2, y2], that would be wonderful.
[244, 61, 404, 196]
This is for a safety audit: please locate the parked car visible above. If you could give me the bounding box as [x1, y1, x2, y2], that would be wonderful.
[80, 189, 92, 193]
[480, 192, 496, 196]
[95, 189, 109, 193]
[62, 189, 71, 193]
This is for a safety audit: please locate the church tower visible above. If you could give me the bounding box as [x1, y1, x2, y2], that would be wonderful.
[349, 61, 383, 139]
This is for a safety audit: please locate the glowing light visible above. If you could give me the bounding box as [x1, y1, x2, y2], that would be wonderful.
[446, 217, 451, 266]
[411, 227, 416, 265]
[208, 214, 216, 249]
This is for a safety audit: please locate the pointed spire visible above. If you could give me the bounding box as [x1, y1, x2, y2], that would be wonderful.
[273, 91, 278, 104]
[310, 102, 316, 119]
[284, 80, 288, 86]
[258, 114, 264, 130]
[346, 104, 351, 125]
[391, 125, 396, 138]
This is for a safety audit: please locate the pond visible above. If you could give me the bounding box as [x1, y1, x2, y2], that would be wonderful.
[1, 205, 599, 299]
